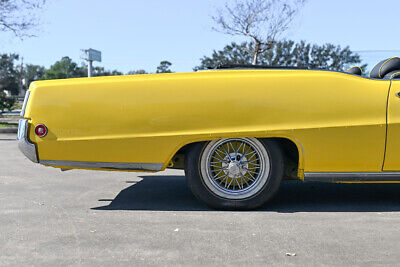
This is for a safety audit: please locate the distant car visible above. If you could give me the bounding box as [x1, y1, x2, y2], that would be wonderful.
[18, 57, 400, 210]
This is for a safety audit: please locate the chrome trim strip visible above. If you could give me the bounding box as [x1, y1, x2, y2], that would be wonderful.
[20, 90, 30, 117]
[40, 160, 163, 172]
[304, 172, 400, 182]
[17, 119, 38, 163]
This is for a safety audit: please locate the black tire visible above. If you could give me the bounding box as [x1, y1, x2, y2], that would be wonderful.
[184, 139, 285, 210]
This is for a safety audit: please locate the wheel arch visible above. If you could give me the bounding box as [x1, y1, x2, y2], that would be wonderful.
[167, 136, 304, 180]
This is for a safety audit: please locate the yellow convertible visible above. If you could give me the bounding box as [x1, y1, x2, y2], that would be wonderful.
[18, 57, 400, 209]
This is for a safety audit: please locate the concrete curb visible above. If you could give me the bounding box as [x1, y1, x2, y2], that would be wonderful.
[0, 127, 17, 133]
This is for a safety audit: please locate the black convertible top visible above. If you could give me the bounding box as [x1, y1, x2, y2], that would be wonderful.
[213, 64, 309, 70]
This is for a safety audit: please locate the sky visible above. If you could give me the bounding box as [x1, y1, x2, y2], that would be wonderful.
[1, 0, 400, 73]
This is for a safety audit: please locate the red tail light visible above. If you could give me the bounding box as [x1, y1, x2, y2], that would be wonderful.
[34, 124, 48, 138]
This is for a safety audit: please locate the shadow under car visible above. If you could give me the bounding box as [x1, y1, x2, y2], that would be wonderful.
[92, 175, 400, 212]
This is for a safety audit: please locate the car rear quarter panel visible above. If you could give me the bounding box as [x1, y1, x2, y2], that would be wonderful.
[24, 70, 389, 174]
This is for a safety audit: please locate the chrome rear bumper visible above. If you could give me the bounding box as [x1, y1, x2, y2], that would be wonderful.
[17, 119, 38, 163]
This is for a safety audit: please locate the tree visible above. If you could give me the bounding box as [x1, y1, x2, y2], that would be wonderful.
[0, 0, 46, 38]
[212, 0, 306, 64]
[194, 40, 367, 71]
[45, 57, 85, 80]
[156, 61, 173, 73]
[24, 64, 45, 87]
[127, 70, 148, 75]
[0, 53, 19, 95]
[194, 42, 253, 71]
[77, 66, 123, 77]
[0, 91, 16, 112]
[92, 67, 122, 76]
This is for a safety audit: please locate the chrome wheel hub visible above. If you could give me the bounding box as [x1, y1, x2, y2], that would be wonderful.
[222, 153, 248, 178]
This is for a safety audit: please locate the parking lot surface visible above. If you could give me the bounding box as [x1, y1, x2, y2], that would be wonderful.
[1, 133, 400, 266]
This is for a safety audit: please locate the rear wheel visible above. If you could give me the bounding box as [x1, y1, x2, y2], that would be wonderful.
[185, 138, 284, 210]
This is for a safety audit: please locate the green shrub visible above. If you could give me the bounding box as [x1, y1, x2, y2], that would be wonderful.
[0, 92, 17, 112]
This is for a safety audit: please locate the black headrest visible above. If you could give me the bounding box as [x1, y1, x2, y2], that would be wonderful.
[383, 71, 400, 80]
[370, 57, 400, 79]
[347, 66, 362, 75]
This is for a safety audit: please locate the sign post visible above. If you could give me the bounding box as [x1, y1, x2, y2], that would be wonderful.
[82, 49, 102, 77]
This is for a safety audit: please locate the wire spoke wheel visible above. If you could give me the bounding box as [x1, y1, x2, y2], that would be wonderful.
[200, 138, 271, 200]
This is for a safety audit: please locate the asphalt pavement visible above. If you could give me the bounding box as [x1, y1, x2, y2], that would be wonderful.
[1, 133, 400, 266]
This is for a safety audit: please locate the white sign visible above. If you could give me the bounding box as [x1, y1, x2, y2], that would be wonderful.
[87, 48, 102, 62]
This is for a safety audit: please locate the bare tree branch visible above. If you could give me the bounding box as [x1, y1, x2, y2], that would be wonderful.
[0, 0, 46, 39]
[212, 0, 307, 65]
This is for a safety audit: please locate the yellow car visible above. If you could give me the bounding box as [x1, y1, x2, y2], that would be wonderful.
[18, 57, 400, 210]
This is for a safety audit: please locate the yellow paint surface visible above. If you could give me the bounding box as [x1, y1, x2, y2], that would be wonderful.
[384, 80, 400, 170]
[23, 70, 390, 175]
